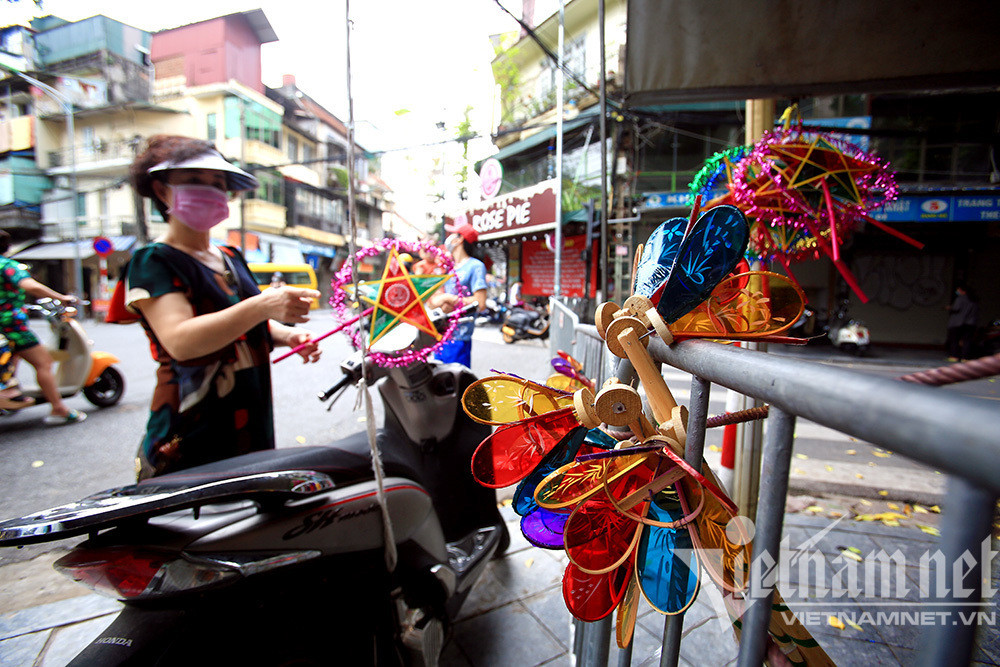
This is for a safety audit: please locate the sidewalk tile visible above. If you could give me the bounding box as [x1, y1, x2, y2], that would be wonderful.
[0, 594, 120, 641]
[520, 587, 571, 649]
[452, 599, 563, 666]
[40, 614, 116, 667]
[0, 630, 50, 667]
[457, 548, 565, 621]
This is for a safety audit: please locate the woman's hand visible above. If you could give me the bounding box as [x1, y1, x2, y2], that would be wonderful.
[428, 292, 461, 312]
[280, 328, 322, 364]
[258, 287, 319, 324]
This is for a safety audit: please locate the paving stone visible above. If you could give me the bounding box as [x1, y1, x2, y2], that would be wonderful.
[452, 599, 563, 667]
[0, 594, 120, 641]
[0, 630, 50, 667]
[519, 587, 572, 650]
[458, 548, 565, 621]
[40, 614, 116, 667]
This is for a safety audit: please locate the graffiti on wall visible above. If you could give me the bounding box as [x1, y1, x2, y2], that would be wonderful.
[855, 254, 948, 310]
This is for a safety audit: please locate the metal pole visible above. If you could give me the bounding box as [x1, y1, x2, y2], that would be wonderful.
[239, 101, 247, 253]
[917, 477, 997, 666]
[597, 0, 608, 305]
[553, 0, 565, 298]
[7, 69, 84, 302]
[737, 406, 796, 667]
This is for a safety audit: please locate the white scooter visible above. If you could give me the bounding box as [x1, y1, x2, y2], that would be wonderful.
[5, 298, 125, 412]
[826, 300, 870, 355]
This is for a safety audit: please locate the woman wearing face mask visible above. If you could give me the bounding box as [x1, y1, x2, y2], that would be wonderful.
[122, 135, 321, 480]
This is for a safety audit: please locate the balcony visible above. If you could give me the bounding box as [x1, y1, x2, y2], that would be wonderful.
[243, 198, 286, 234]
[47, 138, 139, 177]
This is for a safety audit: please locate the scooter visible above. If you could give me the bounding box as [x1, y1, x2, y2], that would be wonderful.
[501, 298, 550, 344]
[825, 299, 870, 355]
[2, 298, 124, 413]
[0, 307, 507, 665]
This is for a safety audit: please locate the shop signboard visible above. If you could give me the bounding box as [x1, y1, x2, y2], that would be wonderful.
[869, 195, 1000, 222]
[454, 178, 559, 241]
[520, 234, 597, 298]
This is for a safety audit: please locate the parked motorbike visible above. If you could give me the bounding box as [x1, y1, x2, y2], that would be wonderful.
[501, 298, 550, 344]
[0, 307, 507, 665]
[474, 295, 507, 327]
[825, 299, 870, 355]
[2, 298, 124, 414]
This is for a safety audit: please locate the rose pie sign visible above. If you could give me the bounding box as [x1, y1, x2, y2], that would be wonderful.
[452, 178, 558, 242]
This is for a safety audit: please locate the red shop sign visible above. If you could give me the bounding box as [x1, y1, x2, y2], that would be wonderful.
[520, 235, 597, 298]
[453, 179, 559, 242]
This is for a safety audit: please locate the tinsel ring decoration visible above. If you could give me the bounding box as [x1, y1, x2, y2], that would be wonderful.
[729, 126, 898, 265]
[330, 238, 465, 367]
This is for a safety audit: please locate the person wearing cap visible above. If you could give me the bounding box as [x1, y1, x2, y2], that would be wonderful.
[124, 135, 321, 480]
[432, 223, 488, 368]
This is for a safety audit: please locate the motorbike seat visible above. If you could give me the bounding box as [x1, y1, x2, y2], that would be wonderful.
[139, 430, 424, 492]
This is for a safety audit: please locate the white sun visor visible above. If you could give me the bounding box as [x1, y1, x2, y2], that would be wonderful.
[148, 150, 259, 192]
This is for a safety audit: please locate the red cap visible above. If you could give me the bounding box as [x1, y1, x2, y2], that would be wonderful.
[446, 222, 479, 244]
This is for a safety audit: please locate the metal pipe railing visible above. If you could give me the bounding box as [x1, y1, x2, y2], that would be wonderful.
[565, 329, 1000, 665]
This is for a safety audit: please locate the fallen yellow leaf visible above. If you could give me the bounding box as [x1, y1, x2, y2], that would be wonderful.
[914, 505, 929, 514]
[829, 511, 844, 518]
[709, 445, 721, 452]
[868, 462, 878, 467]
[930, 505, 941, 513]
[795, 453, 809, 460]
[828, 616, 846, 630]
[887, 503, 900, 511]
[844, 618, 864, 631]
[840, 549, 862, 562]
[805, 505, 824, 513]
[856, 473, 865, 479]
[31, 460, 44, 468]
[878, 490, 889, 497]
[859, 499, 872, 506]
[873, 451, 891, 458]
[295, 436, 306, 444]
[904, 504, 913, 517]
[846, 449, 857, 456]
[524, 557, 534, 568]
[918, 525, 941, 536]
[825, 465, 834, 472]
[882, 519, 901, 527]
[847, 547, 863, 554]
[794, 468, 805, 475]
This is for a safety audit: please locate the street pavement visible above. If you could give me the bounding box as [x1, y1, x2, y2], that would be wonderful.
[1, 320, 998, 665]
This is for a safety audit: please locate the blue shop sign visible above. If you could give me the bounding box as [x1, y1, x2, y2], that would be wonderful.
[642, 190, 725, 210]
[869, 195, 1000, 222]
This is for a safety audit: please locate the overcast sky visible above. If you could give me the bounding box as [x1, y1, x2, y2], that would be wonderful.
[6, 0, 546, 228]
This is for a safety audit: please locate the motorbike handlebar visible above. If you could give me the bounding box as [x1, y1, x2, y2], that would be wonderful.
[318, 373, 354, 402]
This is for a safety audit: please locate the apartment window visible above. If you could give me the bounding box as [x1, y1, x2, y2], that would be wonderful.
[537, 35, 586, 105]
[302, 143, 314, 166]
[287, 136, 299, 162]
[207, 113, 217, 142]
[246, 169, 284, 206]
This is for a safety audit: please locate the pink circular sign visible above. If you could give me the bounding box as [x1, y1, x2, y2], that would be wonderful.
[480, 158, 503, 199]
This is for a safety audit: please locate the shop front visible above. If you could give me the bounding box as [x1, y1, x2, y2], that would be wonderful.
[451, 179, 598, 314]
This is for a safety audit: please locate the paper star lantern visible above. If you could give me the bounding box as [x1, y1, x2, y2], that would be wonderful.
[353, 247, 450, 345]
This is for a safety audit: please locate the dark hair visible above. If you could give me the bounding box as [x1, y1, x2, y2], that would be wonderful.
[0, 230, 9, 255]
[130, 135, 218, 219]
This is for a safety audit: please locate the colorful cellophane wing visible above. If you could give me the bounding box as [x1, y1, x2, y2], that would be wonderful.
[520, 507, 571, 549]
[470, 408, 580, 488]
[534, 450, 655, 510]
[632, 216, 689, 299]
[562, 557, 633, 623]
[545, 373, 589, 392]
[654, 205, 750, 324]
[670, 272, 805, 340]
[724, 590, 836, 667]
[564, 480, 648, 575]
[512, 432, 611, 517]
[462, 375, 574, 425]
[635, 491, 701, 615]
[615, 575, 640, 649]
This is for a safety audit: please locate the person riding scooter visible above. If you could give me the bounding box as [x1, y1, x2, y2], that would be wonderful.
[0, 230, 86, 425]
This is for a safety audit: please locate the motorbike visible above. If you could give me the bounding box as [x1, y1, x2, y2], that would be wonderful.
[2, 298, 124, 413]
[825, 299, 871, 355]
[501, 298, 550, 344]
[0, 306, 508, 665]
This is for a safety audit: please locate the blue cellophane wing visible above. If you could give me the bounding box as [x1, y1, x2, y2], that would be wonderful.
[632, 217, 688, 299]
[655, 206, 750, 323]
[636, 492, 700, 614]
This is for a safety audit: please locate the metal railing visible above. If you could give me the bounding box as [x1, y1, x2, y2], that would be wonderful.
[548, 308, 1000, 666]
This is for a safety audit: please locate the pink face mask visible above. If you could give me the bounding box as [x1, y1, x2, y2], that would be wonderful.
[168, 184, 230, 231]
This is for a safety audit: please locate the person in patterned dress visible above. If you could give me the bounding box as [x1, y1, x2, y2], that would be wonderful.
[121, 135, 321, 479]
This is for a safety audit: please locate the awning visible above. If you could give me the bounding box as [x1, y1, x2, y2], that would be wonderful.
[483, 109, 600, 167]
[13, 236, 137, 261]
